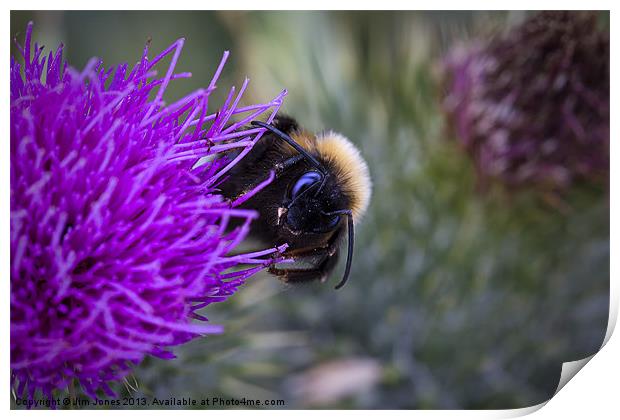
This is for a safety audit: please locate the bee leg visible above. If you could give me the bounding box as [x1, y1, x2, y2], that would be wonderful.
[281, 226, 343, 259]
[269, 228, 344, 284]
[269, 248, 340, 285]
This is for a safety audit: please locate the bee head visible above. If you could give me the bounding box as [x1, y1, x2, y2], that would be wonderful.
[282, 171, 345, 235]
[252, 120, 361, 290]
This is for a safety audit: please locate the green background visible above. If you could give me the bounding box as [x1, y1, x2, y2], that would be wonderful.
[10, 11, 609, 409]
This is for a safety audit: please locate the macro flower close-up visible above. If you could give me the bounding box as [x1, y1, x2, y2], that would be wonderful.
[8, 9, 611, 412]
[10, 22, 286, 402]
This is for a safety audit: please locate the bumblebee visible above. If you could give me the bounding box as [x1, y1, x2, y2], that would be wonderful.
[220, 115, 371, 289]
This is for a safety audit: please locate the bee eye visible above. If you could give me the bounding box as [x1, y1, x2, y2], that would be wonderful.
[291, 171, 322, 199]
[326, 215, 340, 229]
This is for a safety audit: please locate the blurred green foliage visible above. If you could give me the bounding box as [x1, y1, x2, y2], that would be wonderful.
[10, 10, 609, 409]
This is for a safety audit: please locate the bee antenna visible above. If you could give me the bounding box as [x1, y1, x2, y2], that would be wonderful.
[323, 209, 354, 290]
[251, 121, 327, 174]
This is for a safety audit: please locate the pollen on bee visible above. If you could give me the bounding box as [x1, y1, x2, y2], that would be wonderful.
[277, 207, 288, 224]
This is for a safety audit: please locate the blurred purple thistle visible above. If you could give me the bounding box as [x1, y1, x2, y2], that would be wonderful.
[442, 11, 609, 191]
[11, 22, 287, 403]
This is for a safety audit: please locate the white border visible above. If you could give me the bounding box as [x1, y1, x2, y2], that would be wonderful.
[3, 2, 617, 419]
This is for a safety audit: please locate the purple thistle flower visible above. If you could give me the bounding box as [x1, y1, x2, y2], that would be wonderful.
[11, 22, 287, 403]
[442, 11, 609, 191]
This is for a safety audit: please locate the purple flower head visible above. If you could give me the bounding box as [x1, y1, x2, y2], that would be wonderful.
[442, 11, 609, 191]
[11, 22, 287, 403]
